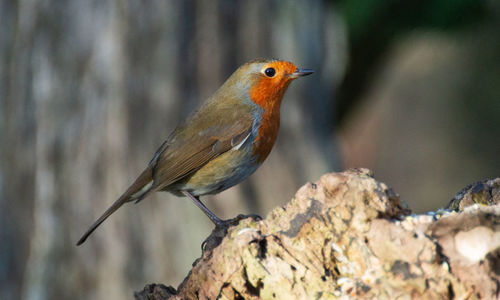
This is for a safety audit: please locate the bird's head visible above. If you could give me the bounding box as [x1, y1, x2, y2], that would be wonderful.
[221, 59, 313, 111]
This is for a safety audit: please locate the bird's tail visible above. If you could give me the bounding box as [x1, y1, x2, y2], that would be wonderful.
[76, 168, 154, 246]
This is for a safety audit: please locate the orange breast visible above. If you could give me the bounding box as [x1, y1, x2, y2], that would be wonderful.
[249, 77, 290, 162]
[252, 109, 280, 163]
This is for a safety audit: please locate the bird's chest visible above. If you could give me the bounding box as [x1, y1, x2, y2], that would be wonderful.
[251, 110, 280, 163]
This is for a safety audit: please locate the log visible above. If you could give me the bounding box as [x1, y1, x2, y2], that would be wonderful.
[135, 169, 500, 299]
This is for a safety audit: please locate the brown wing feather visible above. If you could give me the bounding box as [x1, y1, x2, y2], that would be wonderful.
[149, 98, 255, 191]
[151, 121, 253, 191]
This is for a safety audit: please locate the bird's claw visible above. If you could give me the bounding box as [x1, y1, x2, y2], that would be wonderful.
[201, 214, 263, 252]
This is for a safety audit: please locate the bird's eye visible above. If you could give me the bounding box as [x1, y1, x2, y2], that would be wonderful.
[264, 67, 276, 77]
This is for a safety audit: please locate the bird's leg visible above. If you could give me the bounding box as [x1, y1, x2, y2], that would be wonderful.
[183, 191, 223, 226]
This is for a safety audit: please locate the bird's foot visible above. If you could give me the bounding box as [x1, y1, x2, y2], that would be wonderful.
[214, 213, 262, 228]
[201, 214, 263, 252]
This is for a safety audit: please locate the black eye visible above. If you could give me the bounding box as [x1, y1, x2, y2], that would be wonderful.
[264, 67, 276, 77]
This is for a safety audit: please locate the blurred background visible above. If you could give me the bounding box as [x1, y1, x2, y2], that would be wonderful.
[1, 0, 499, 298]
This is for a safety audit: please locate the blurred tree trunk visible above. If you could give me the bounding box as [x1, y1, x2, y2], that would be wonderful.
[0, 0, 342, 299]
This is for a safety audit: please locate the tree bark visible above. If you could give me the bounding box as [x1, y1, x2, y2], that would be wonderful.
[135, 169, 500, 299]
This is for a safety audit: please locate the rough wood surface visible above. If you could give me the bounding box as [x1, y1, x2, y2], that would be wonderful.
[135, 169, 500, 299]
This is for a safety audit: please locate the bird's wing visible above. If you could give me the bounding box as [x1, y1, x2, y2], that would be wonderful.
[150, 106, 254, 191]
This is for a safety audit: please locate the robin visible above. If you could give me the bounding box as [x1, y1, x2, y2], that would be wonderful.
[77, 58, 313, 245]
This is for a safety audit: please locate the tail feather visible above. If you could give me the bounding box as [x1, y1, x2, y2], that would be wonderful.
[76, 168, 153, 246]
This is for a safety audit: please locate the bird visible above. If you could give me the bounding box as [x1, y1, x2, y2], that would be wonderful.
[76, 58, 313, 245]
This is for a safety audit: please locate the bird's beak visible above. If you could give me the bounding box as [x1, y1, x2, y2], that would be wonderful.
[289, 68, 314, 79]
